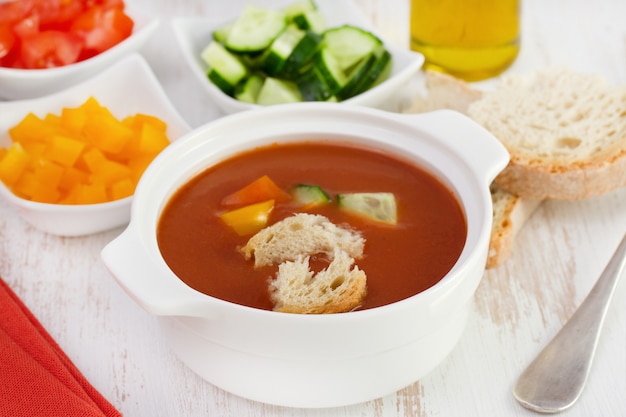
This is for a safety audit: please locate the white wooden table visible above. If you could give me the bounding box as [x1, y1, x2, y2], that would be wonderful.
[1, 0, 625, 416]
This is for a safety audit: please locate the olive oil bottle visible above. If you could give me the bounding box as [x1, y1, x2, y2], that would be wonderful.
[410, 0, 520, 81]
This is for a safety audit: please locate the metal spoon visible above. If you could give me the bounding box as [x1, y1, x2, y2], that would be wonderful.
[513, 232, 626, 413]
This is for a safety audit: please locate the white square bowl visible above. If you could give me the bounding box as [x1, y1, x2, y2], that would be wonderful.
[0, 54, 190, 236]
[172, 0, 424, 114]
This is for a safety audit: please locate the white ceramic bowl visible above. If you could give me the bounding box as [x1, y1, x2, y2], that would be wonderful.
[101, 103, 509, 408]
[171, 0, 424, 114]
[0, 5, 160, 100]
[0, 54, 190, 236]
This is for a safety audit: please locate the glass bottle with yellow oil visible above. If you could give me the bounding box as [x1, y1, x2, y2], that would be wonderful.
[410, 0, 520, 81]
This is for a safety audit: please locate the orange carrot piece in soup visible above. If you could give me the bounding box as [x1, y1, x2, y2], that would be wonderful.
[222, 175, 291, 207]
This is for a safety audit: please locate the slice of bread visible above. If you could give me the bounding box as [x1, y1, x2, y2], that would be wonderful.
[241, 213, 367, 313]
[240, 213, 365, 267]
[488, 184, 541, 268]
[403, 70, 542, 268]
[404, 69, 483, 114]
[269, 249, 367, 314]
[468, 68, 626, 200]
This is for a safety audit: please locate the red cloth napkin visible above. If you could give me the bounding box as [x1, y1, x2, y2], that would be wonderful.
[0, 277, 121, 417]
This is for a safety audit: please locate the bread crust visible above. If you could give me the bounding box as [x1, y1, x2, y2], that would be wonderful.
[469, 68, 626, 200]
[403, 69, 542, 268]
[487, 185, 542, 268]
[494, 151, 626, 200]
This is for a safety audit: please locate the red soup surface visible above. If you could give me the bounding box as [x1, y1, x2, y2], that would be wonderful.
[157, 141, 467, 311]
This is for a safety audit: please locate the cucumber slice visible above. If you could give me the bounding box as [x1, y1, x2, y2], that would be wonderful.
[291, 184, 332, 206]
[201, 41, 248, 95]
[337, 44, 391, 99]
[292, 10, 326, 33]
[234, 74, 265, 103]
[298, 68, 333, 101]
[225, 5, 287, 53]
[282, 30, 322, 76]
[257, 77, 303, 105]
[337, 192, 397, 224]
[349, 48, 392, 97]
[260, 24, 321, 76]
[336, 51, 377, 100]
[213, 21, 234, 43]
[313, 48, 347, 94]
[323, 25, 383, 72]
[283, 0, 317, 18]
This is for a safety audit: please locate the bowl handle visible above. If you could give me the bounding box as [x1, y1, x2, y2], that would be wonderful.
[396, 109, 510, 184]
[101, 226, 214, 318]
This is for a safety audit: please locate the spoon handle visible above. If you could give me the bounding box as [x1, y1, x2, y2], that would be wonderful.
[513, 232, 626, 413]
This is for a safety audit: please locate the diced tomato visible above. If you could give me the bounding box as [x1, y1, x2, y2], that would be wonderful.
[0, 0, 134, 69]
[0, 25, 15, 59]
[96, 0, 125, 8]
[35, 0, 86, 32]
[20, 31, 82, 69]
[71, 5, 133, 55]
[12, 15, 39, 39]
[0, 0, 35, 25]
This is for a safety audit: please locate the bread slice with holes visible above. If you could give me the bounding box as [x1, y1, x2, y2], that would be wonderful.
[240, 213, 367, 313]
[403, 70, 541, 268]
[269, 249, 367, 314]
[468, 68, 626, 200]
[240, 213, 365, 267]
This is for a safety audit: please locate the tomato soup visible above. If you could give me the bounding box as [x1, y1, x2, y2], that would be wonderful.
[157, 141, 467, 311]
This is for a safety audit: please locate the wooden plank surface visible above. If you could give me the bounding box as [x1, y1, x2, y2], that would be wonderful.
[1, 0, 625, 416]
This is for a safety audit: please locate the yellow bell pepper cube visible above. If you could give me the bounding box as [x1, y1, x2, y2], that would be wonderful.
[139, 122, 170, 154]
[110, 178, 135, 200]
[123, 113, 168, 132]
[12, 171, 37, 199]
[33, 159, 64, 190]
[44, 135, 86, 167]
[219, 199, 275, 236]
[31, 183, 61, 204]
[0, 143, 30, 186]
[127, 153, 158, 183]
[89, 159, 132, 187]
[61, 105, 87, 134]
[83, 110, 134, 154]
[58, 167, 89, 193]
[80, 147, 107, 173]
[75, 182, 108, 205]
